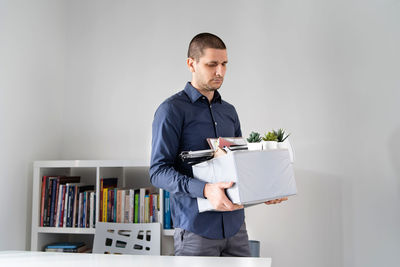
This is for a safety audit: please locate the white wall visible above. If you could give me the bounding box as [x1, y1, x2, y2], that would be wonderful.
[0, 0, 66, 249]
[1, 1, 399, 266]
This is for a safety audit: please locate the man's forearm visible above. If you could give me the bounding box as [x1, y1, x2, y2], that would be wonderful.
[150, 164, 206, 199]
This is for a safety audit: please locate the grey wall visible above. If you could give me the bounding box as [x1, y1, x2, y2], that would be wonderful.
[1, 1, 399, 267]
[0, 0, 65, 250]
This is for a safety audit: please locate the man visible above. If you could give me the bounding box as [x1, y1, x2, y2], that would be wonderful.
[150, 33, 287, 256]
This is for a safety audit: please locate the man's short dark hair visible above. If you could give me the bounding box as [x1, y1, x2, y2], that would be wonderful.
[188, 33, 226, 61]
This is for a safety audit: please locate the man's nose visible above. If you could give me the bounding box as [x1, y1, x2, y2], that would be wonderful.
[216, 65, 224, 76]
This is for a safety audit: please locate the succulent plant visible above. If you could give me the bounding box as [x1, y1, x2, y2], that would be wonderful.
[262, 131, 278, 141]
[273, 128, 290, 142]
[247, 131, 262, 143]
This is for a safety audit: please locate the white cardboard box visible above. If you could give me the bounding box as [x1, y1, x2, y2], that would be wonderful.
[193, 149, 297, 212]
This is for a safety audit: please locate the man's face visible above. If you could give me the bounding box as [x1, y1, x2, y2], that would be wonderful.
[189, 48, 228, 91]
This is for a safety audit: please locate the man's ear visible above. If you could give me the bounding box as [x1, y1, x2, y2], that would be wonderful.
[187, 57, 196, 73]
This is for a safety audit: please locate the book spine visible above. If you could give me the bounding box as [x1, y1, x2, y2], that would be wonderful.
[55, 184, 62, 227]
[144, 195, 150, 223]
[134, 192, 139, 223]
[152, 194, 157, 223]
[128, 189, 134, 223]
[59, 185, 66, 227]
[124, 193, 129, 223]
[78, 192, 83, 227]
[100, 179, 103, 222]
[93, 192, 96, 227]
[113, 188, 117, 222]
[102, 188, 108, 222]
[149, 194, 153, 223]
[84, 192, 88, 228]
[70, 186, 75, 227]
[72, 185, 78, 228]
[116, 189, 121, 223]
[164, 190, 171, 229]
[63, 184, 69, 228]
[49, 178, 57, 227]
[53, 178, 60, 227]
[140, 188, 145, 223]
[107, 189, 112, 223]
[86, 191, 90, 227]
[157, 193, 160, 223]
[66, 185, 72, 227]
[89, 192, 94, 228]
[45, 178, 53, 226]
[121, 190, 126, 223]
[40, 176, 47, 227]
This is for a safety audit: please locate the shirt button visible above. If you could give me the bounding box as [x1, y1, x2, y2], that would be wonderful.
[215, 122, 217, 125]
[210, 105, 212, 108]
[202, 97, 206, 100]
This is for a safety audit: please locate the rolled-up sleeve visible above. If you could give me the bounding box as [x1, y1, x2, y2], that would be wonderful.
[149, 102, 206, 199]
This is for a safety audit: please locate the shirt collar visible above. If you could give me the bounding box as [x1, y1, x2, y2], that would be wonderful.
[184, 82, 222, 104]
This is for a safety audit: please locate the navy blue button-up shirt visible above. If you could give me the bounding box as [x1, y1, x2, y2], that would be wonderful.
[150, 82, 244, 239]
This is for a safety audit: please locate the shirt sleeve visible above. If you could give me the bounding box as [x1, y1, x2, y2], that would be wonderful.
[233, 106, 242, 137]
[149, 102, 207, 199]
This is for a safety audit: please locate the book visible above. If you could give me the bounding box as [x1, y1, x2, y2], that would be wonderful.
[151, 194, 159, 223]
[116, 189, 122, 223]
[45, 244, 88, 253]
[49, 178, 57, 227]
[128, 189, 134, 223]
[100, 178, 118, 222]
[121, 190, 126, 223]
[112, 188, 116, 222]
[45, 177, 55, 226]
[89, 192, 95, 228]
[45, 242, 85, 249]
[72, 185, 78, 227]
[66, 185, 73, 227]
[102, 188, 108, 222]
[59, 176, 80, 184]
[40, 176, 48, 227]
[149, 194, 153, 223]
[139, 188, 146, 223]
[144, 195, 150, 223]
[52, 178, 61, 227]
[78, 192, 83, 227]
[134, 190, 139, 223]
[124, 192, 129, 223]
[55, 184, 63, 227]
[62, 184, 69, 227]
[164, 190, 171, 229]
[59, 185, 66, 227]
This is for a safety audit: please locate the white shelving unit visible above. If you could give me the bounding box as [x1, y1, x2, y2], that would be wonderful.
[30, 160, 173, 254]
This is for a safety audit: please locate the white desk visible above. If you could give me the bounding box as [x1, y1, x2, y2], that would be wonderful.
[0, 251, 271, 267]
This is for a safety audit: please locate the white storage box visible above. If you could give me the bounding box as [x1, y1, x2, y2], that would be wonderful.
[193, 149, 297, 212]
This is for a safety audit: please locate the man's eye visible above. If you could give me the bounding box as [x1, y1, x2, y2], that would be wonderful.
[208, 64, 217, 67]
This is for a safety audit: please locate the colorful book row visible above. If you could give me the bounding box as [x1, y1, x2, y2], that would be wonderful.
[40, 176, 95, 228]
[100, 178, 160, 224]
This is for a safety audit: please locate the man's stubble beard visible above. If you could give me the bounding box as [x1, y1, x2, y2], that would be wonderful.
[202, 78, 224, 92]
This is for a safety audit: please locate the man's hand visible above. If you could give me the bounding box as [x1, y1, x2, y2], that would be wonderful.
[264, 197, 288, 205]
[203, 182, 244, 211]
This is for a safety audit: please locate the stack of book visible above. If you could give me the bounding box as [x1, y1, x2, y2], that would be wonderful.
[40, 176, 96, 228]
[44, 242, 90, 253]
[100, 178, 160, 224]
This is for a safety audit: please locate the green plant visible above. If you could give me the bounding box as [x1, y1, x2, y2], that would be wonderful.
[273, 128, 291, 142]
[247, 131, 262, 143]
[262, 131, 278, 141]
